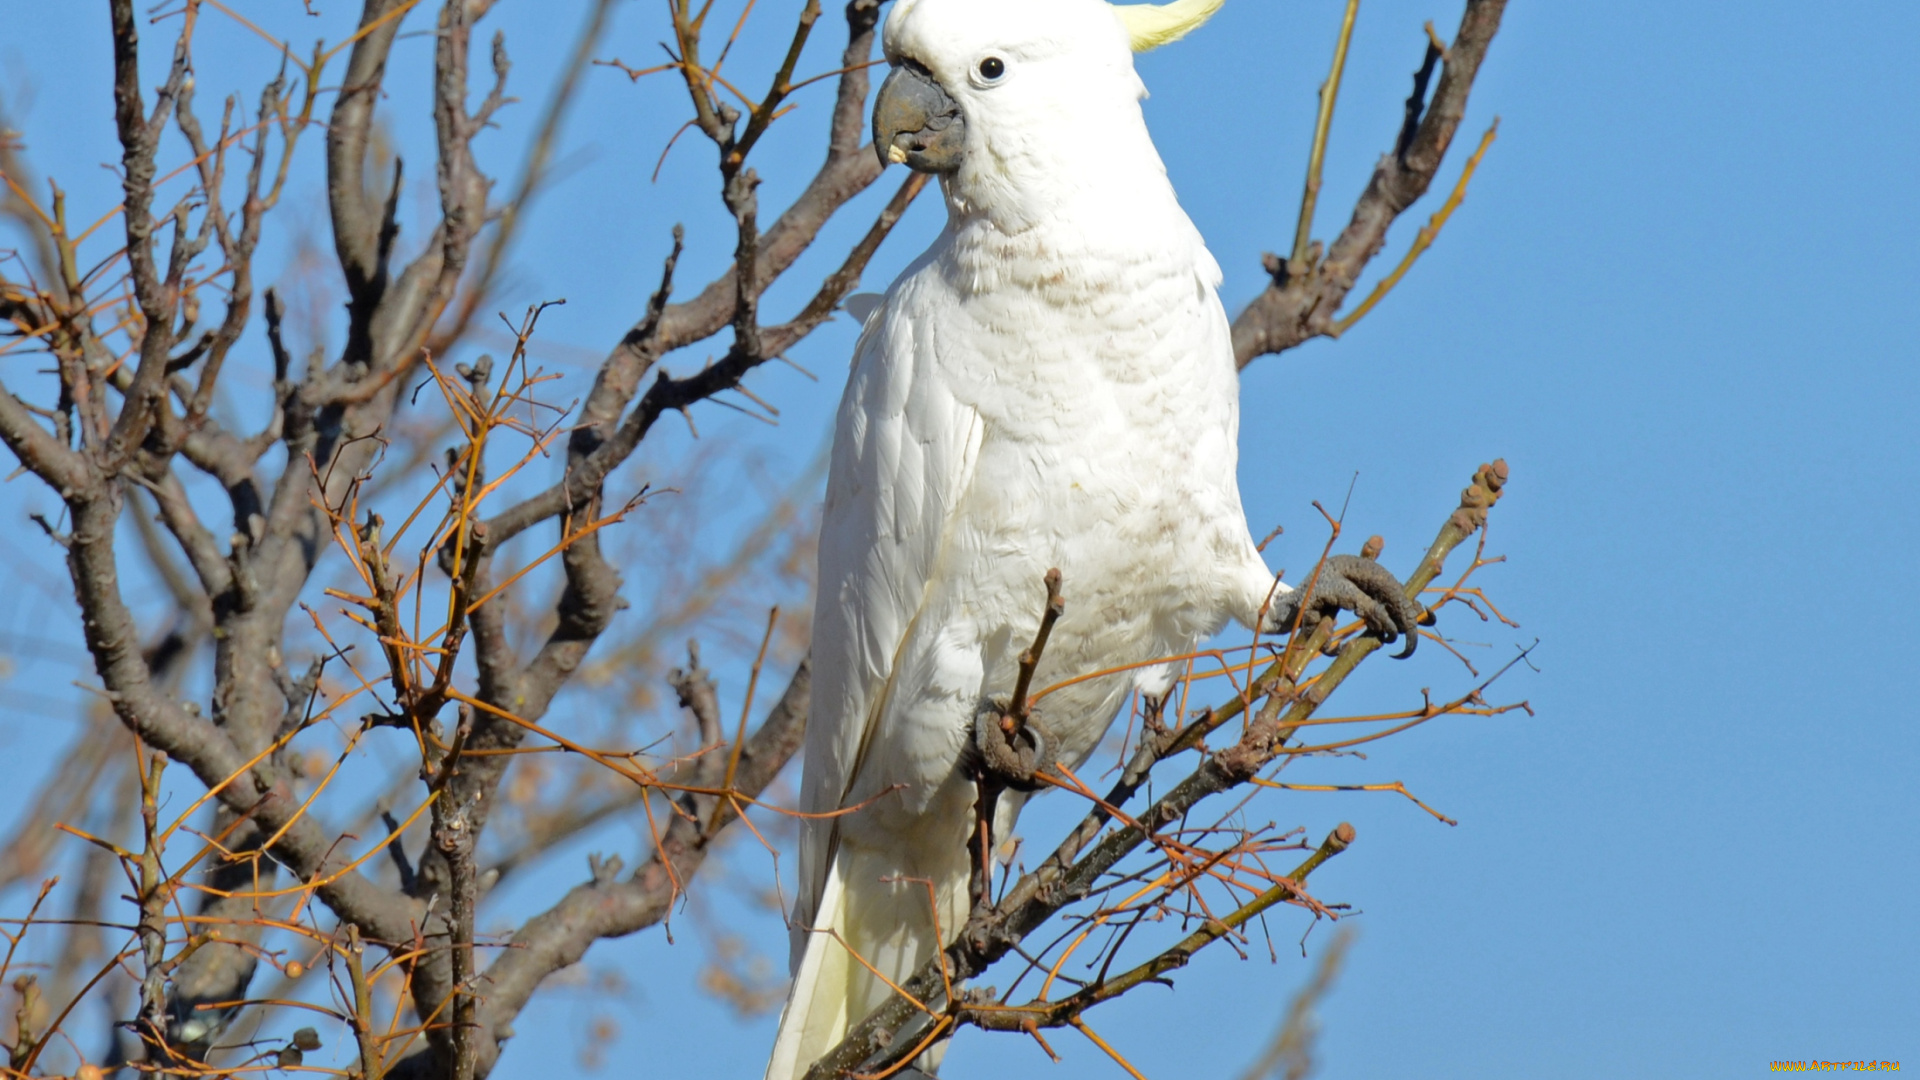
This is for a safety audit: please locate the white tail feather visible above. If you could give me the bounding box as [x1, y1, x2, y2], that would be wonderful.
[765, 846, 968, 1079]
[765, 860, 850, 1080]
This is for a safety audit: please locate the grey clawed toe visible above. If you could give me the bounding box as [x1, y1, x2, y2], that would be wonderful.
[1266, 554, 1428, 659]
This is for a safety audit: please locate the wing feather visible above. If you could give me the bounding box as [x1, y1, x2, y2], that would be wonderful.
[791, 280, 982, 961]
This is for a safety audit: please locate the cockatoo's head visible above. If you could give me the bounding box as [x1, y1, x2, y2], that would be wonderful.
[874, 0, 1222, 217]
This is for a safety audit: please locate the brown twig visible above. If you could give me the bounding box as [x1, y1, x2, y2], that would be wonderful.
[1292, 0, 1362, 266]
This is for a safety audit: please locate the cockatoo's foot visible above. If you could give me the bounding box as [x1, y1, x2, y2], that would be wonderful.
[1264, 554, 1431, 659]
[963, 704, 1052, 911]
[965, 703, 1053, 792]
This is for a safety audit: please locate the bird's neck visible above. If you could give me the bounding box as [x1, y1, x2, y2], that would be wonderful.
[944, 96, 1190, 235]
[937, 117, 1214, 300]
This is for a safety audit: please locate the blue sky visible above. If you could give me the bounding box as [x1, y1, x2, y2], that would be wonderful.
[1, 1, 1915, 1078]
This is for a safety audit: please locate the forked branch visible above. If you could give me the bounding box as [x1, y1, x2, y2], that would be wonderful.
[1234, 0, 1507, 365]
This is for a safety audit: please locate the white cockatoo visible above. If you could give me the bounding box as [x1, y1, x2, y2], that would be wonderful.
[766, 0, 1420, 1075]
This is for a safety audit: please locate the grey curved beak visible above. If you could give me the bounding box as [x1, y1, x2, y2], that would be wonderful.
[873, 62, 966, 173]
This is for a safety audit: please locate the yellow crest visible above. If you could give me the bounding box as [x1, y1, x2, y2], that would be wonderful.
[1111, 0, 1227, 52]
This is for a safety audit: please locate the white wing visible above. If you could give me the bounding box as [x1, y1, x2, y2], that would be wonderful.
[792, 273, 983, 958]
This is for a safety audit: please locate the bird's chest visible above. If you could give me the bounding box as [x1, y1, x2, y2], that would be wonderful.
[920, 263, 1245, 739]
[841, 243, 1254, 826]
[935, 264, 1239, 572]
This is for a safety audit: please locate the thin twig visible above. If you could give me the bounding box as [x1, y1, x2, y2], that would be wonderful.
[1292, 0, 1362, 265]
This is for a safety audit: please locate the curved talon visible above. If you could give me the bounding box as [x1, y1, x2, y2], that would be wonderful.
[1390, 622, 1420, 659]
[1268, 554, 1427, 659]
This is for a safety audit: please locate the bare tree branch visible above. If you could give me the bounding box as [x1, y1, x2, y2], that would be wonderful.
[486, 169, 923, 549]
[484, 0, 892, 551]
[460, 656, 810, 1077]
[1232, 0, 1506, 365]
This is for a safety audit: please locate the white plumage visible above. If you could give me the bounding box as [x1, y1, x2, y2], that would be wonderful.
[765, 0, 1290, 1074]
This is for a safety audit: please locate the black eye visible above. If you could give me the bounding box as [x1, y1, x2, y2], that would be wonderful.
[978, 57, 1005, 80]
